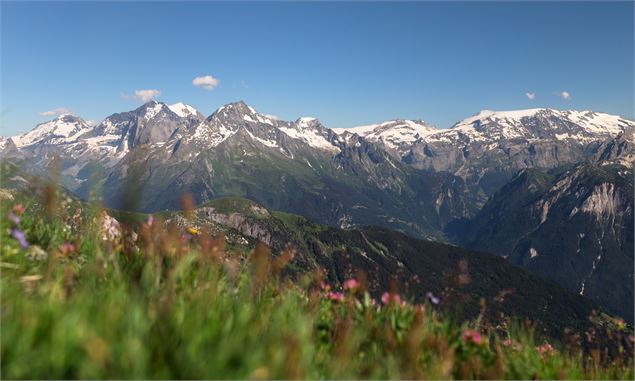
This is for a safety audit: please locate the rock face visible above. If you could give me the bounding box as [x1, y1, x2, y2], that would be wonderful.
[2, 102, 204, 191]
[395, 109, 632, 197]
[1, 102, 631, 240]
[451, 135, 634, 321]
[93, 101, 476, 239]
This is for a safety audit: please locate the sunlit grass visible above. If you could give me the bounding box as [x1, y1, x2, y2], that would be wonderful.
[1, 188, 633, 380]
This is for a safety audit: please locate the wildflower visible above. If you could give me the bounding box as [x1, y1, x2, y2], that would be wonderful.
[325, 291, 345, 302]
[12, 203, 25, 215]
[426, 291, 440, 305]
[58, 242, 75, 257]
[502, 339, 513, 347]
[343, 278, 359, 291]
[381, 292, 406, 307]
[7, 212, 20, 226]
[319, 280, 331, 292]
[535, 343, 555, 359]
[187, 227, 199, 236]
[462, 329, 482, 345]
[10, 227, 29, 249]
[147, 214, 154, 226]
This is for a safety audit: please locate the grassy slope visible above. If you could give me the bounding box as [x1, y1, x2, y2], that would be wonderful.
[1, 188, 633, 379]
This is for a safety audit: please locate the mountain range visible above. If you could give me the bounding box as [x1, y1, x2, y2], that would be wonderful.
[1, 100, 633, 322]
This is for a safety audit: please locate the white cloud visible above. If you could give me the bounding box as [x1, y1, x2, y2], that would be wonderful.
[121, 89, 161, 103]
[525, 92, 536, 100]
[192, 75, 220, 90]
[135, 89, 160, 102]
[39, 107, 71, 117]
[554, 90, 571, 100]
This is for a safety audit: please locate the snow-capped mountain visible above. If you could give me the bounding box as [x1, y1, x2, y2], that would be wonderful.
[1, 101, 204, 189]
[427, 108, 630, 143]
[183, 101, 340, 154]
[10, 114, 93, 148]
[333, 120, 437, 155]
[2, 100, 633, 323]
[392, 108, 635, 195]
[83, 100, 202, 154]
[2, 101, 632, 231]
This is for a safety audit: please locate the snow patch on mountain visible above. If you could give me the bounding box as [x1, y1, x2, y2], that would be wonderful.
[168, 102, 199, 118]
[11, 115, 92, 147]
[190, 122, 236, 147]
[427, 108, 634, 144]
[278, 117, 340, 152]
[334, 120, 437, 150]
[245, 129, 278, 148]
[143, 102, 165, 120]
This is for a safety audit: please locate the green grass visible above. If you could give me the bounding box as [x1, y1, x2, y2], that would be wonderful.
[1, 192, 633, 380]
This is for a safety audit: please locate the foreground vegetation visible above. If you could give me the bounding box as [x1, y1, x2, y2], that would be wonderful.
[1, 188, 633, 379]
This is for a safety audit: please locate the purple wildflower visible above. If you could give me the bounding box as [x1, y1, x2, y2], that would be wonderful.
[426, 292, 440, 305]
[10, 227, 29, 249]
[7, 212, 20, 226]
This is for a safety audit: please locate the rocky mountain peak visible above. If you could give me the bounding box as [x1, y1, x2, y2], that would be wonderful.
[132, 101, 172, 120]
[10, 114, 92, 147]
[210, 100, 257, 120]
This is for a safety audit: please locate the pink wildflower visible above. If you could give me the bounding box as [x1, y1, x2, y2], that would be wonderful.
[381, 292, 406, 306]
[319, 281, 331, 292]
[462, 329, 482, 345]
[325, 291, 345, 302]
[535, 343, 555, 359]
[343, 278, 359, 291]
[12, 203, 25, 216]
[58, 242, 75, 257]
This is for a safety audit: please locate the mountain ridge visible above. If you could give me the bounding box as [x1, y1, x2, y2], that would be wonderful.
[2, 100, 633, 322]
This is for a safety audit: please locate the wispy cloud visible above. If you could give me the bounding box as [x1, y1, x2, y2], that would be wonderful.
[121, 89, 161, 103]
[525, 92, 535, 100]
[192, 75, 220, 90]
[554, 90, 571, 100]
[39, 107, 71, 117]
[240, 80, 249, 89]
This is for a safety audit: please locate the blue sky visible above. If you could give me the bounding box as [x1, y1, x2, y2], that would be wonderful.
[1, 1, 633, 135]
